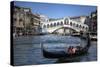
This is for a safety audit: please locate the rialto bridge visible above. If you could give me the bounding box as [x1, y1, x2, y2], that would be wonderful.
[41, 17, 89, 34]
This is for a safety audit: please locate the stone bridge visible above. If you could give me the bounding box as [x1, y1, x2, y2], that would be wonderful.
[41, 17, 89, 34]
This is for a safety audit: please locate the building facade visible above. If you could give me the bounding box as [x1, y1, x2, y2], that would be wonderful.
[13, 6, 40, 36]
[90, 10, 97, 32]
[85, 10, 97, 33]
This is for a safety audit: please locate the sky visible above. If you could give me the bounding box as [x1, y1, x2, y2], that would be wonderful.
[14, 1, 97, 18]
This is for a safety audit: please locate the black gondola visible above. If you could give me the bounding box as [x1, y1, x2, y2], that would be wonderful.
[42, 33, 91, 58]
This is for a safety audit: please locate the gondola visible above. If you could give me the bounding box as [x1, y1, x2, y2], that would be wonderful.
[42, 33, 91, 58]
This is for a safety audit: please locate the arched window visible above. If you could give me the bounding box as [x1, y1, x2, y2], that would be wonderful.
[86, 27, 88, 31]
[47, 24, 49, 28]
[43, 25, 46, 28]
[64, 21, 69, 25]
[57, 22, 60, 26]
[64, 18, 69, 25]
[79, 25, 82, 28]
[70, 22, 72, 26]
[76, 24, 78, 27]
[50, 23, 53, 27]
[61, 21, 63, 25]
[54, 23, 56, 26]
[83, 26, 84, 29]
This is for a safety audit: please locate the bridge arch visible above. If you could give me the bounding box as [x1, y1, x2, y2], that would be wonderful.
[52, 26, 79, 34]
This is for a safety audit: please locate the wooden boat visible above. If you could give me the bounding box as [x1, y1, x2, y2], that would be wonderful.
[42, 33, 91, 58]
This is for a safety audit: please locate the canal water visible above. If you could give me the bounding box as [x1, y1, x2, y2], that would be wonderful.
[13, 34, 97, 66]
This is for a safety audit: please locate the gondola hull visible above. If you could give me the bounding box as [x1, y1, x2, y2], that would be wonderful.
[42, 49, 88, 58]
[42, 33, 90, 59]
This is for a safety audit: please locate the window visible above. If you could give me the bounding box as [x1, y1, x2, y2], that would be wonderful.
[50, 23, 53, 27]
[47, 24, 49, 28]
[19, 18, 23, 22]
[86, 27, 88, 30]
[61, 21, 63, 25]
[79, 25, 82, 28]
[70, 22, 72, 26]
[76, 24, 78, 27]
[83, 26, 84, 29]
[64, 18, 69, 25]
[57, 22, 60, 26]
[43, 25, 46, 28]
[54, 23, 56, 26]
